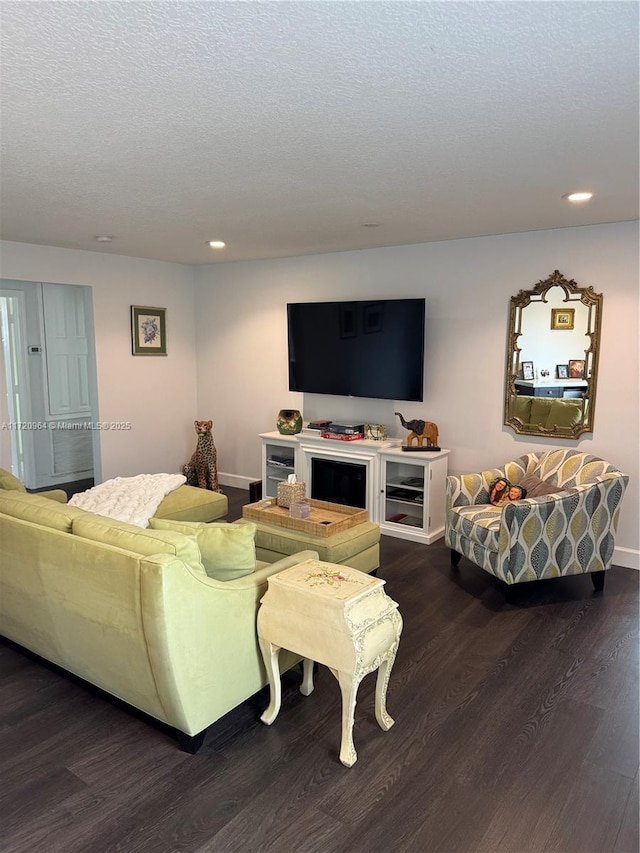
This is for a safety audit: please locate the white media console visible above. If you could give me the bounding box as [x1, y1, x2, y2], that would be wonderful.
[260, 431, 450, 544]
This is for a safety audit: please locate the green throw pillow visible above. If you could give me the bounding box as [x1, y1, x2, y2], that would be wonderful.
[0, 467, 27, 492]
[149, 519, 256, 581]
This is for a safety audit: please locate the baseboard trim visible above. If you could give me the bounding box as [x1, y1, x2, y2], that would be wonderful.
[613, 547, 640, 571]
[218, 472, 252, 490]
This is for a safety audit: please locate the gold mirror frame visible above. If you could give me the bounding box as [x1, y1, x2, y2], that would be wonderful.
[504, 270, 603, 438]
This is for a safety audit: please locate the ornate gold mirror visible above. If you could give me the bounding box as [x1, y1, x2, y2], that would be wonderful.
[504, 270, 602, 438]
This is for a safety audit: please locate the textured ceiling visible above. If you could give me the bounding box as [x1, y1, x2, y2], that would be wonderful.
[0, 1, 638, 265]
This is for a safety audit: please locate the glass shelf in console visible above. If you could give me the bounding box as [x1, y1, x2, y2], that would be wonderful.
[260, 432, 299, 499]
[384, 463, 426, 530]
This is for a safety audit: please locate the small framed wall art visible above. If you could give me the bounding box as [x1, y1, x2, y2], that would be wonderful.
[556, 364, 569, 379]
[131, 305, 167, 356]
[521, 361, 535, 380]
[568, 359, 585, 379]
[551, 308, 575, 330]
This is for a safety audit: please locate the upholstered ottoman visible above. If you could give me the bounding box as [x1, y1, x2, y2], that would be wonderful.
[234, 517, 380, 574]
[154, 485, 228, 523]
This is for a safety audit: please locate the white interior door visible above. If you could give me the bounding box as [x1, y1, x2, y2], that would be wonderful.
[0, 280, 99, 489]
[42, 282, 92, 417]
[0, 290, 34, 482]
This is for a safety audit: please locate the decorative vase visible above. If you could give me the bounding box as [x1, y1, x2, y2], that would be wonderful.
[276, 409, 303, 435]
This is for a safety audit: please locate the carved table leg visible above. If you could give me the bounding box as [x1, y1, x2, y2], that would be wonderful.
[374, 645, 399, 732]
[300, 658, 315, 696]
[258, 636, 282, 725]
[332, 667, 363, 767]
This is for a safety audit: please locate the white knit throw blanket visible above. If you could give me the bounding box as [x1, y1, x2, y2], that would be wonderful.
[69, 473, 186, 527]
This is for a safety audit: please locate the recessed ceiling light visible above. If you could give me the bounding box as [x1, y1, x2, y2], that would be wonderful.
[207, 240, 226, 249]
[562, 192, 594, 203]
[94, 235, 114, 242]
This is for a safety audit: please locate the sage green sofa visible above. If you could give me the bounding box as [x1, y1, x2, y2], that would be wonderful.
[0, 465, 229, 522]
[511, 395, 587, 432]
[0, 487, 316, 752]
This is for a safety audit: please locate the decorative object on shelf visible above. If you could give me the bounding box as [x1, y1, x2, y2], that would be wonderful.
[276, 409, 303, 435]
[551, 307, 575, 330]
[183, 419, 220, 492]
[521, 361, 535, 380]
[568, 359, 585, 379]
[394, 413, 439, 448]
[556, 364, 569, 379]
[277, 473, 306, 508]
[539, 368, 550, 380]
[131, 305, 167, 356]
[365, 423, 388, 441]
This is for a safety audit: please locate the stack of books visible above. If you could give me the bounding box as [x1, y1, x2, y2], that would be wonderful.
[321, 431, 364, 441]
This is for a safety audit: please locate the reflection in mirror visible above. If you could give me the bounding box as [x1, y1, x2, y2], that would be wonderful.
[504, 270, 602, 438]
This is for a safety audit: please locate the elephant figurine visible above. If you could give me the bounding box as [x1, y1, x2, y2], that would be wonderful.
[395, 412, 439, 448]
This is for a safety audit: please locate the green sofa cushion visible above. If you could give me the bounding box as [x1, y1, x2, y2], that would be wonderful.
[0, 467, 27, 492]
[154, 485, 228, 523]
[513, 396, 584, 430]
[529, 397, 556, 426]
[149, 519, 256, 581]
[511, 395, 533, 423]
[527, 396, 584, 430]
[0, 490, 86, 532]
[72, 514, 205, 573]
[544, 398, 584, 429]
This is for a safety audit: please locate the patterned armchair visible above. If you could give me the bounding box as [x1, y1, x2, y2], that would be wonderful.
[446, 449, 628, 591]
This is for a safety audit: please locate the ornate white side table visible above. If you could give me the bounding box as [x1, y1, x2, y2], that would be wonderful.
[257, 559, 402, 767]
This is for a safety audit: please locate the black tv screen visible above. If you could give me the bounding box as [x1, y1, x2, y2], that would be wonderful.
[287, 298, 425, 401]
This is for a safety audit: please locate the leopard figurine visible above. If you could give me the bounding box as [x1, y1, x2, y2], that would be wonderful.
[183, 420, 220, 492]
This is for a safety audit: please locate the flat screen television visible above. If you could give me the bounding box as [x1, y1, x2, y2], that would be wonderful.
[287, 298, 425, 401]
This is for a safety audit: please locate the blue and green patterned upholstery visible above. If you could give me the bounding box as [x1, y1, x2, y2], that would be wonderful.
[446, 450, 628, 586]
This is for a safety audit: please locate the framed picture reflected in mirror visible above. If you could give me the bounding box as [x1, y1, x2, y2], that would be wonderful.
[568, 359, 585, 379]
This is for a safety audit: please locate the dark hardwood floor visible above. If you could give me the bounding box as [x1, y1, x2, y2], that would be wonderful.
[1, 486, 638, 853]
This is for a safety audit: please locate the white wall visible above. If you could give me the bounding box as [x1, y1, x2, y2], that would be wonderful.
[194, 222, 639, 565]
[519, 291, 591, 378]
[0, 241, 198, 479]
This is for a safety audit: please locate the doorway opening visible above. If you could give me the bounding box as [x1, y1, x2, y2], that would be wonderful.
[0, 281, 100, 490]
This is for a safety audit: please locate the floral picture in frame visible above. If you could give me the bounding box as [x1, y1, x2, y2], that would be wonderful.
[568, 359, 585, 379]
[131, 306, 167, 356]
[551, 308, 575, 330]
[521, 361, 535, 380]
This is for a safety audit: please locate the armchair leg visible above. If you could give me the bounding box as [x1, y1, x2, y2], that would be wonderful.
[591, 571, 606, 592]
[450, 550, 462, 567]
